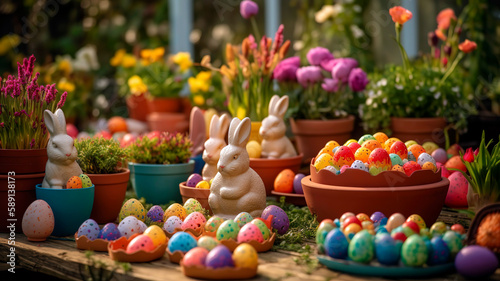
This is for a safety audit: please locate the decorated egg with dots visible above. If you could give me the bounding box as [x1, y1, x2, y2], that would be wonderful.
[362, 139, 382, 152]
[126, 234, 155, 254]
[343, 139, 358, 146]
[237, 222, 264, 243]
[324, 228, 349, 259]
[163, 216, 183, 234]
[183, 198, 204, 215]
[384, 138, 401, 154]
[333, 146, 355, 169]
[168, 231, 198, 253]
[119, 198, 147, 222]
[370, 212, 386, 226]
[183, 247, 209, 267]
[205, 216, 225, 233]
[406, 214, 426, 230]
[98, 223, 121, 241]
[422, 161, 437, 172]
[22, 199, 55, 241]
[323, 165, 339, 174]
[233, 243, 259, 269]
[118, 215, 147, 239]
[392, 164, 405, 173]
[205, 245, 234, 269]
[250, 219, 271, 240]
[196, 180, 210, 189]
[66, 176, 82, 189]
[182, 212, 207, 232]
[389, 141, 408, 160]
[216, 219, 240, 241]
[347, 142, 361, 154]
[234, 212, 253, 228]
[143, 225, 167, 247]
[389, 153, 404, 167]
[163, 203, 187, 221]
[323, 140, 340, 153]
[407, 151, 416, 162]
[403, 161, 421, 177]
[197, 236, 219, 251]
[401, 235, 428, 266]
[367, 148, 391, 173]
[186, 173, 203, 187]
[358, 134, 376, 145]
[373, 132, 389, 146]
[261, 205, 290, 235]
[274, 169, 295, 193]
[79, 174, 92, 188]
[430, 222, 448, 236]
[405, 140, 418, 148]
[444, 172, 469, 208]
[348, 230, 375, 263]
[350, 160, 368, 172]
[408, 144, 426, 160]
[147, 205, 164, 224]
[417, 152, 436, 167]
[314, 153, 334, 171]
[77, 219, 100, 240]
[354, 147, 371, 163]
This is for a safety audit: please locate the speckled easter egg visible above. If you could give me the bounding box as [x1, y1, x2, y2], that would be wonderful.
[324, 228, 349, 259]
[66, 176, 82, 189]
[183, 198, 204, 215]
[358, 134, 376, 145]
[347, 142, 362, 155]
[430, 222, 448, 236]
[391, 164, 405, 173]
[417, 153, 436, 167]
[350, 160, 368, 172]
[119, 198, 147, 222]
[163, 203, 187, 221]
[317, 140, 340, 157]
[428, 236, 450, 265]
[314, 153, 334, 171]
[389, 141, 408, 160]
[406, 214, 426, 230]
[182, 212, 207, 232]
[339, 165, 350, 173]
[143, 225, 167, 247]
[98, 223, 121, 241]
[422, 162, 437, 172]
[233, 243, 259, 269]
[79, 174, 92, 188]
[323, 165, 339, 175]
[362, 139, 382, 152]
[384, 138, 401, 154]
[205, 216, 225, 233]
[408, 144, 426, 160]
[183, 247, 209, 267]
[367, 148, 391, 174]
[237, 222, 264, 243]
[389, 153, 404, 167]
[22, 199, 55, 241]
[401, 235, 428, 266]
[316, 219, 336, 246]
[250, 219, 270, 240]
[354, 147, 372, 163]
[126, 234, 155, 254]
[147, 205, 164, 224]
[442, 230, 463, 256]
[186, 173, 203, 187]
[333, 146, 355, 169]
[77, 219, 100, 240]
[163, 216, 183, 234]
[168, 231, 198, 253]
[373, 132, 389, 146]
[205, 245, 234, 269]
[348, 230, 375, 263]
[405, 140, 418, 148]
[370, 212, 386, 226]
[118, 216, 147, 239]
[444, 172, 469, 208]
[261, 205, 290, 235]
[216, 219, 240, 241]
[197, 236, 219, 251]
[234, 212, 253, 228]
[274, 169, 295, 193]
[403, 161, 421, 177]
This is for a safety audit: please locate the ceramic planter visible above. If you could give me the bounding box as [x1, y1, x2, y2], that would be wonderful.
[126, 93, 150, 121]
[129, 160, 195, 205]
[390, 117, 447, 146]
[36, 184, 95, 237]
[249, 154, 303, 196]
[87, 169, 130, 224]
[179, 182, 212, 215]
[290, 116, 355, 164]
[465, 203, 500, 260]
[147, 97, 182, 113]
[147, 112, 189, 134]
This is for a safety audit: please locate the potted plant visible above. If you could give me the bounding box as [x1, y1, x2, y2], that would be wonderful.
[360, 6, 477, 145]
[274, 48, 369, 164]
[75, 137, 130, 223]
[128, 131, 194, 205]
[0, 55, 68, 232]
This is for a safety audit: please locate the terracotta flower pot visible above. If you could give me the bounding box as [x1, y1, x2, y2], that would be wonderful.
[249, 154, 303, 196]
[126, 93, 150, 122]
[179, 182, 212, 215]
[390, 117, 447, 146]
[88, 169, 130, 224]
[290, 116, 355, 164]
[147, 112, 189, 134]
[301, 175, 450, 225]
[147, 97, 182, 113]
[0, 148, 48, 174]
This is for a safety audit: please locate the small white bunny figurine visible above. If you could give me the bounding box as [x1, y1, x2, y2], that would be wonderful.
[208, 117, 267, 219]
[260, 95, 298, 159]
[202, 113, 230, 182]
[42, 109, 83, 189]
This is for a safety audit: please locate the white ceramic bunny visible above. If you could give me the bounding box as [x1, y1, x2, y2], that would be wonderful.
[208, 117, 267, 219]
[189, 106, 206, 157]
[259, 95, 298, 159]
[202, 113, 230, 182]
[42, 109, 83, 189]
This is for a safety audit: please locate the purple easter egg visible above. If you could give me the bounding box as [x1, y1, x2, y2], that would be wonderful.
[99, 223, 121, 240]
[370, 212, 386, 225]
[186, 173, 202, 187]
[431, 148, 448, 164]
[205, 245, 234, 269]
[147, 205, 164, 223]
[293, 173, 305, 194]
[261, 205, 290, 235]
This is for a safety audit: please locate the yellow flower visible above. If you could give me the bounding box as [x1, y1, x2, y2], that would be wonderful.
[236, 106, 246, 120]
[58, 59, 72, 75]
[121, 54, 137, 68]
[196, 71, 212, 81]
[188, 76, 210, 93]
[58, 78, 76, 92]
[172, 52, 193, 72]
[110, 49, 126, 66]
[128, 75, 148, 96]
[141, 47, 165, 65]
[193, 95, 205, 106]
[0, 34, 20, 56]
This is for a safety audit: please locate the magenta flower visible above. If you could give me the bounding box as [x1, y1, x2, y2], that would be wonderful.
[57, 91, 68, 108]
[240, 0, 259, 19]
[321, 78, 340, 92]
[320, 59, 339, 72]
[348, 67, 369, 92]
[306, 47, 334, 66]
[331, 58, 358, 83]
[273, 62, 299, 82]
[279, 56, 301, 67]
[463, 147, 474, 163]
[296, 66, 323, 87]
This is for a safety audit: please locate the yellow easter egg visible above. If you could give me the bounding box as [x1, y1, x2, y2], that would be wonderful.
[163, 203, 187, 221]
[232, 243, 259, 269]
[373, 132, 389, 148]
[406, 214, 426, 230]
[196, 180, 210, 189]
[422, 161, 437, 172]
[384, 138, 401, 154]
[405, 140, 418, 148]
[324, 140, 340, 153]
[246, 140, 262, 158]
[143, 225, 167, 247]
[119, 198, 147, 222]
[354, 147, 371, 163]
[314, 153, 333, 171]
[391, 164, 405, 173]
[343, 139, 358, 146]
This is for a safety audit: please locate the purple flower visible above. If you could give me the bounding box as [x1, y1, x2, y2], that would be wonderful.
[240, 0, 259, 19]
[273, 56, 301, 82]
[57, 91, 68, 108]
[279, 56, 301, 67]
[306, 47, 334, 66]
[320, 59, 339, 72]
[321, 78, 340, 92]
[296, 66, 323, 87]
[331, 58, 358, 83]
[348, 68, 369, 92]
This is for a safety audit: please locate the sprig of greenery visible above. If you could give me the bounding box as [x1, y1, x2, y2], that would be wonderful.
[75, 137, 129, 174]
[128, 132, 192, 164]
[80, 251, 131, 281]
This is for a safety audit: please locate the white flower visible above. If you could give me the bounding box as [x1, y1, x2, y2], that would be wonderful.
[382, 97, 387, 103]
[377, 78, 387, 87]
[430, 86, 436, 92]
[417, 96, 423, 102]
[395, 84, 403, 90]
[72, 45, 99, 71]
[443, 99, 448, 106]
[434, 92, 441, 99]
[452, 86, 460, 93]
[366, 98, 373, 106]
[350, 25, 364, 39]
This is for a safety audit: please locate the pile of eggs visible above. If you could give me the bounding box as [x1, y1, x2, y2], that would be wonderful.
[77, 216, 148, 240]
[65, 174, 93, 189]
[273, 169, 305, 194]
[316, 211, 466, 267]
[125, 225, 168, 253]
[186, 173, 211, 189]
[183, 243, 259, 270]
[313, 133, 440, 176]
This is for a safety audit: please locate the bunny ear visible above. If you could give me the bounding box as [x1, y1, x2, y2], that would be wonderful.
[218, 113, 231, 139]
[43, 110, 57, 137]
[275, 95, 289, 119]
[229, 117, 251, 147]
[190, 106, 206, 156]
[268, 95, 280, 116]
[209, 115, 220, 138]
[54, 109, 67, 134]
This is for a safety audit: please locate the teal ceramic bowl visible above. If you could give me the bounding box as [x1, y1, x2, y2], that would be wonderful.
[129, 160, 195, 205]
[36, 184, 94, 237]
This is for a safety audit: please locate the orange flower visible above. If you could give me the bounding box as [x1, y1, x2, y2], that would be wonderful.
[389, 6, 413, 25]
[458, 39, 477, 53]
[437, 8, 456, 30]
[435, 29, 447, 41]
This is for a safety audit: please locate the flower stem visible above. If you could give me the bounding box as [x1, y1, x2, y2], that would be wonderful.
[439, 52, 464, 85]
[251, 17, 261, 41]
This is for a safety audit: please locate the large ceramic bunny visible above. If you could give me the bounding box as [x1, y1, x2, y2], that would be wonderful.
[202, 113, 230, 182]
[42, 109, 83, 189]
[260, 95, 297, 159]
[208, 117, 267, 219]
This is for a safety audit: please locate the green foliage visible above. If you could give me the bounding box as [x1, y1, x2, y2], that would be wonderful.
[75, 137, 129, 174]
[128, 132, 192, 164]
[80, 250, 131, 281]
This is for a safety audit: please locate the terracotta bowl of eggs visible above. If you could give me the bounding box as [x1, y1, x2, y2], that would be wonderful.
[108, 227, 169, 263]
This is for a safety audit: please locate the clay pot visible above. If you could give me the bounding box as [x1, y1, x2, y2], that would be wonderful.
[126, 93, 150, 121]
[390, 117, 447, 146]
[301, 175, 450, 225]
[465, 203, 500, 260]
[88, 169, 130, 224]
[290, 116, 355, 164]
[179, 182, 212, 215]
[249, 154, 303, 196]
[147, 97, 182, 113]
[147, 112, 189, 133]
[0, 148, 48, 174]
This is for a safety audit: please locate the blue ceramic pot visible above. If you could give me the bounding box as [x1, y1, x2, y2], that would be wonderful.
[190, 154, 205, 175]
[129, 160, 194, 205]
[36, 184, 94, 237]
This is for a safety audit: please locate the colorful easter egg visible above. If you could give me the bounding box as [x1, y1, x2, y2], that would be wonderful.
[403, 161, 421, 177]
[373, 132, 389, 147]
[118, 216, 147, 239]
[99, 223, 121, 241]
[374, 233, 401, 265]
[274, 169, 295, 193]
[197, 236, 219, 251]
[168, 232, 197, 253]
[183, 198, 204, 215]
[196, 180, 210, 189]
[428, 236, 450, 265]
[430, 222, 448, 236]
[367, 148, 391, 173]
[119, 198, 147, 222]
[386, 213, 405, 232]
[389, 141, 408, 160]
[432, 148, 448, 164]
[340, 212, 355, 223]
[22, 199, 55, 241]
[319, 140, 340, 156]
[183, 247, 209, 267]
[442, 230, 463, 256]
[391, 164, 405, 173]
[348, 230, 375, 263]
[324, 228, 349, 259]
[293, 173, 305, 194]
[384, 138, 401, 154]
[163, 203, 187, 221]
[205, 245, 234, 268]
[362, 139, 382, 152]
[406, 214, 426, 230]
[405, 140, 418, 148]
[66, 176, 82, 189]
[163, 216, 183, 234]
[216, 220, 240, 241]
[233, 243, 258, 269]
[250, 219, 270, 240]
[417, 152, 436, 167]
[343, 139, 358, 146]
[422, 142, 439, 154]
[354, 147, 371, 163]
[422, 161, 437, 172]
[408, 144, 426, 160]
[350, 160, 368, 172]
[147, 205, 164, 224]
[347, 142, 362, 155]
[389, 153, 404, 166]
[261, 205, 290, 235]
[205, 216, 225, 233]
[455, 245, 499, 279]
[444, 172, 469, 208]
[358, 134, 376, 145]
[79, 174, 92, 188]
[323, 165, 339, 175]
[370, 212, 386, 226]
[77, 219, 100, 240]
[186, 173, 203, 187]
[246, 140, 262, 158]
[126, 234, 155, 254]
[333, 146, 355, 169]
[237, 223, 264, 243]
[144, 225, 168, 247]
[182, 212, 207, 232]
[234, 212, 253, 228]
[401, 235, 428, 266]
[314, 153, 334, 171]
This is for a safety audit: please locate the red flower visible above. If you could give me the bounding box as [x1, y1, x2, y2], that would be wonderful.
[442, 57, 448, 67]
[458, 39, 477, 53]
[463, 147, 474, 163]
[474, 148, 479, 156]
[437, 8, 456, 30]
[389, 6, 413, 25]
[435, 29, 447, 41]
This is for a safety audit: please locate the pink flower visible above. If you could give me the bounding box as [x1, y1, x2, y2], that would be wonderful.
[348, 68, 369, 92]
[273, 57, 300, 82]
[240, 0, 258, 19]
[473, 148, 479, 156]
[296, 66, 323, 87]
[321, 78, 340, 92]
[463, 147, 474, 163]
[57, 91, 67, 108]
[331, 58, 358, 83]
[320, 59, 338, 72]
[306, 47, 334, 66]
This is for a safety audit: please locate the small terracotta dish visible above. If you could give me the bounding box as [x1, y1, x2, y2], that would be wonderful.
[179, 182, 212, 215]
[181, 261, 258, 280]
[75, 233, 109, 252]
[163, 228, 204, 239]
[271, 191, 307, 206]
[166, 249, 186, 264]
[219, 232, 276, 252]
[108, 234, 168, 262]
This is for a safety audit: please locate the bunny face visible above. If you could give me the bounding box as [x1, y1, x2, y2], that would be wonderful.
[203, 138, 225, 164]
[48, 135, 78, 164]
[217, 145, 249, 176]
[260, 115, 286, 140]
